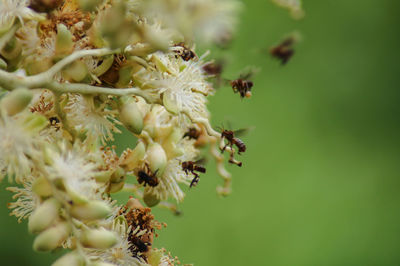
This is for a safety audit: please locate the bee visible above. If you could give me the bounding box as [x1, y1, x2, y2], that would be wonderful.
[221, 130, 246, 154]
[174, 42, 197, 61]
[49, 116, 61, 131]
[181, 160, 206, 188]
[202, 61, 223, 77]
[230, 79, 254, 99]
[183, 127, 201, 140]
[269, 36, 295, 65]
[131, 236, 152, 253]
[137, 165, 159, 187]
[229, 68, 257, 99]
[219, 127, 250, 167]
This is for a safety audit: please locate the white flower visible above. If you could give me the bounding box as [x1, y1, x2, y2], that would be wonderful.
[0, 111, 47, 182]
[65, 94, 121, 145]
[46, 142, 103, 201]
[145, 139, 199, 202]
[7, 174, 40, 222]
[272, 0, 305, 19]
[0, 0, 43, 29]
[135, 51, 212, 120]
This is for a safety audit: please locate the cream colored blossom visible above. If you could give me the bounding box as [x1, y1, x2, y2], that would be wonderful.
[65, 94, 121, 145]
[7, 174, 40, 222]
[0, 0, 43, 29]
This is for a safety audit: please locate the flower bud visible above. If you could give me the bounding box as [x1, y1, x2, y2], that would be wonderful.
[92, 55, 114, 77]
[147, 248, 164, 266]
[77, 0, 103, 12]
[1, 36, 22, 60]
[163, 90, 180, 114]
[0, 57, 6, 69]
[80, 229, 118, 249]
[93, 170, 113, 183]
[146, 143, 167, 176]
[32, 176, 53, 197]
[143, 191, 160, 207]
[62, 61, 88, 82]
[29, 198, 60, 234]
[110, 166, 125, 183]
[33, 222, 71, 252]
[108, 181, 125, 193]
[23, 113, 49, 133]
[0, 88, 33, 116]
[118, 96, 143, 135]
[52, 251, 84, 266]
[66, 187, 89, 205]
[163, 127, 184, 159]
[70, 200, 111, 221]
[120, 141, 146, 171]
[55, 24, 73, 56]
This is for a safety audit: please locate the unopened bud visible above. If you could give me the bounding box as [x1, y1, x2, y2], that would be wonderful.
[120, 141, 146, 171]
[52, 251, 84, 266]
[146, 143, 167, 176]
[163, 90, 179, 114]
[32, 176, 53, 197]
[118, 96, 143, 134]
[0, 57, 6, 69]
[77, 0, 103, 12]
[0, 88, 33, 116]
[29, 198, 60, 234]
[70, 200, 111, 221]
[55, 24, 73, 56]
[143, 191, 160, 207]
[80, 229, 118, 249]
[93, 170, 113, 183]
[108, 179, 125, 193]
[33, 222, 71, 252]
[163, 128, 184, 159]
[92, 55, 114, 77]
[63, 61, 88, 82]
[110, 167, 125, 183]
[126, 197, 143, 209]
[1, 36, 22, 60]
[23, 113, 49, 133]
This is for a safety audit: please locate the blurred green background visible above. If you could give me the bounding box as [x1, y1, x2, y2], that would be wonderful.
[2, 0, 400, 265]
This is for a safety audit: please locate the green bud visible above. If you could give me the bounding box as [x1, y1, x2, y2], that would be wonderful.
[52, 251, 84, 266]
[0, 88, 33, 116]
[163, 90, 179, 114]
[29, 198, 60, 234]
[80, 229, 118, 249]
[93, 170, 113, 183]
[92, 55, 114, 77]
[146, 143, 167, 176]
[23, 113, 49, 133]
[1, 36, 22, 60]
[108, 181, 125, 193]
[110, 167, 125, 183]
[163, 127, 184, 159]
[66, 187, 89, 205]
[70, 200, 111, 221]
[147, 248, 164, 266]
[77, 0, 104, 12]
[33, 222, 71, 252]
[120, 141, 146, 171]
[119, 96, 144, 134]
[32, 176, 53, 197]
[55, 24, 73, 56]
[62, 61, 88, 82]
[143, 191, 160, 207]
[116, 65, 134, 87]
[0, 57, 7, 69]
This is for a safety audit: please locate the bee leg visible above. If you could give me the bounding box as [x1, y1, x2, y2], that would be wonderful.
[221, 143, 229, 153]
[190, 172, 199, 188]
[228, 156, 242, 167]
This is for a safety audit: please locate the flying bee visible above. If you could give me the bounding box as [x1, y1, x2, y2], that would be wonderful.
[219, 127, 251, 167]
[183, 127, 201, 140]
[173, 42, 197, 61]
[137, 164, 159, 187]
[181, 160, 206, 188]
[269, 36, 296, 65]
[228, 68, 258, 99]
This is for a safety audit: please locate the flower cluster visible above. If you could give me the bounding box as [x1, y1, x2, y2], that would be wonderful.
[0, 0, 247, 265]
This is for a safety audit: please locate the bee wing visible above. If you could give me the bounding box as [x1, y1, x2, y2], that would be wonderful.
[194, 157, 207, 166]
[234, 126, 255, 137]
